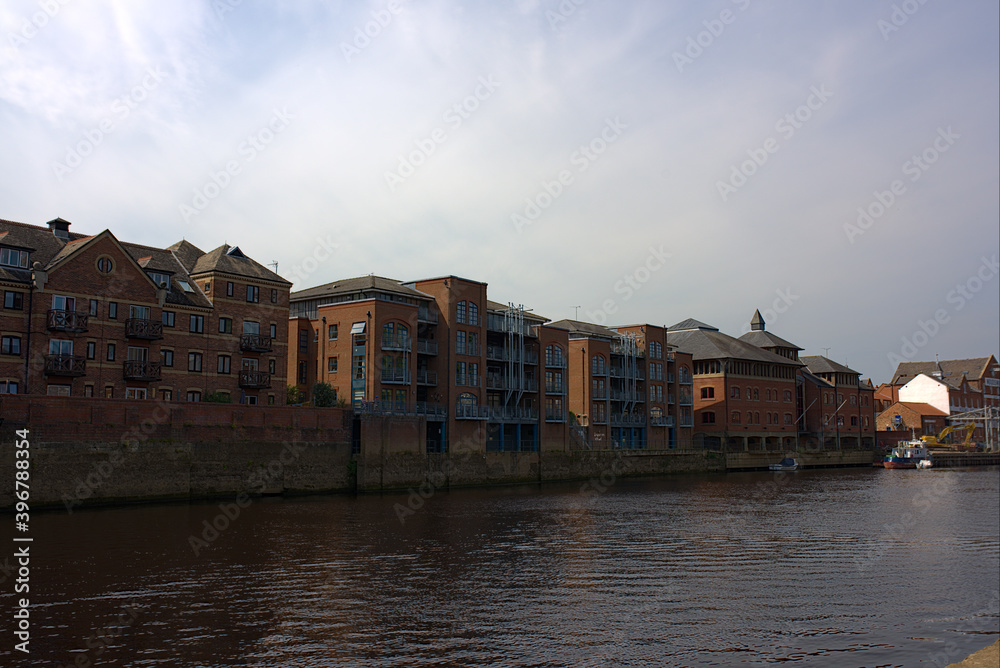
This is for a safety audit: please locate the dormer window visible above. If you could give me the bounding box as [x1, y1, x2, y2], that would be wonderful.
[176, 279, 194, 293]
[148, 272, 171, 289]
[0, 247, 29, 269]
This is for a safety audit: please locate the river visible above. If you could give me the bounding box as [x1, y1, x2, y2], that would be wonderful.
[5, 466, 999, 667]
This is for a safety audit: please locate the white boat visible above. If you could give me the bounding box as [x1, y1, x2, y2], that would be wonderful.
[769, 457, 798, 471]
[883, 439, 930, 469]
[916, 458, 934, 469]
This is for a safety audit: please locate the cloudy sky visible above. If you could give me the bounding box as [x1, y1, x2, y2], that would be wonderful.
[1, 0, 997, 383]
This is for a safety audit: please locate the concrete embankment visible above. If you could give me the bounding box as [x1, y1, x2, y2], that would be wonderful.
[946, 639, 1000, 668]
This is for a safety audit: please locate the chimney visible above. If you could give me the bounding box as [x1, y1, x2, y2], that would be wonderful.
[47, 218, 71, 240]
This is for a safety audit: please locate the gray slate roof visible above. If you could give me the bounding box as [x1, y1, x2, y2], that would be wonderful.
[891, 358, 996, 386]
[738, 330, 802, 351]
[800, 355, 860, 376]
[546, 319, 619, 339]
[290, 275, 431, 302]
[191, 244, 291, 285]
[668, 327, 804, 366]
[667, 318, 719, 332]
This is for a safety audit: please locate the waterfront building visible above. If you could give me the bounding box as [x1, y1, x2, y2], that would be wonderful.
[890, 357, 999, 409]
[797, 356, 876, 450]
[0, 217, 290, 403]
[874, 399, 949, 439]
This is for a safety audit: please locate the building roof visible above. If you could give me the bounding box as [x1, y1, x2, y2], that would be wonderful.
[888, 401, 949, 417]
[486, 300, 548, 323]
[800, 355, 861, 376]
[190, 244, 291, 285]
[667, 318, 719, 332]
[0, 218, 89, 283]
[891, 357, 997, 385]
[166, 239, 205, 274]
[545, 319, 619, 339]
[738, 330, 803, 351]
[290, 275, 432, 302]
[799, 368, 834, 388]
[667, 327, 804, 366]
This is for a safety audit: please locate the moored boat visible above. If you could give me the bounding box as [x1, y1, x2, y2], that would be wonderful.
[769, 457, 798, 471]
[883, 439, 930, 469]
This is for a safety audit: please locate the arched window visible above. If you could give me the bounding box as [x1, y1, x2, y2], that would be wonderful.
[546, 344, 565, 367]
[754, 411, 760, 424]
[468, 301, 479, 326]
[591, 354, 606, 375]
[456, 301, 467, 324]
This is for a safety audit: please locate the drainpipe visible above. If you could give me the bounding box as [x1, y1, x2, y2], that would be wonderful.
[24, 283, 34, 394]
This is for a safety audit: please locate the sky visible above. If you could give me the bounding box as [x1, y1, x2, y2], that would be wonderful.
[1, 0, 997, 384]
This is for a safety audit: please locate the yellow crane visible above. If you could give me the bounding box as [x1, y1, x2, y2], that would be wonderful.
[920, 423, 976, 450]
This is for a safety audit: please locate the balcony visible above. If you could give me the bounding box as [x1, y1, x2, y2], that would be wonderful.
[240, 334, 273, 353]
[125, 318, 163, 340]
[416, 340, 438, 355]
[47, 310, 88, 333]
[545, 410, 567, 423]
[356, 400, 447, 419]
[455, 373, 480, 387]
[123, 360, 162, 381]
[381, 369, 411, 385]
[667, 373, 675, 383]
[610, 390, 645, 402]
[417, 307, 439, 324]
[486, 345, 539, 365]
[668, 393, 676, 405]
[610, 413, 645, 426]
[610, 342, 645, 357]
[545, 383, 566, 395]
[44, 354, 86, 376]
[382, 336, 411, 352]
[651, 415, 675, 427]
[238, 370, 271, 389]
[680, 418, 694, 427]
[592, 366, 607, 377]
[592, 390, 608, 400]
[416, 370, 437, 386]
[679, 374, 693, 385]
[487, 406, 539, 422]
[487, 376, 539, 392]
[679, 393, 693, 406]
[544, 356, 567, 369]
[455, 404, 489, 420]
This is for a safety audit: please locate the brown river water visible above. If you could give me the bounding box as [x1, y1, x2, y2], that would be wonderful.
[4, 467, 999, 667]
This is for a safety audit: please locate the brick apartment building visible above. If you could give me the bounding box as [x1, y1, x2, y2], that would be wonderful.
[662, 312, 876, 451]
[889, 357, 999, 409]
[545, 320, 695, 449]
[0, 217, 290, 404]
[287, 275, 572, 452]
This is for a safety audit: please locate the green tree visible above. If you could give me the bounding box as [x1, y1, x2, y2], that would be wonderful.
[287, 384, 303, 405]
[204, 391, 232, 403]
[312, 382, 337, 407]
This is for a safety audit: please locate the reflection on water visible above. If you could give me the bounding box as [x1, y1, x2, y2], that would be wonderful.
[6, 467, 999, 667]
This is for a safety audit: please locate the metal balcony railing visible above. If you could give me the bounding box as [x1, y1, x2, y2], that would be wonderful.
[380, 369, 410, 384]
[356, 400, 447, 419]
[238, 370, 271, 388]
[416, 340, 438, 355]
[417, 307, 439, 324]
[545, 383, 566, 395]
[416, 370, 437, 386]
[240, 334, 273, 353]
[487, 406, 539, 422]
[125, 318, 163, 340]
[44, 354, 86, 376]
[545, 411, 567, 423]
[544, 356, 567, 369]
[47, 310, 88, 333]
[651, 415, 675, 427]
[455, 404, 489, 420]
[455, 373, 480, 387]
[456, 342, 480, 356]
[679, 394, 693, 406]
[381, 336, 411, 352]
[610, 414, 645, 426]
[123, 360, 161, 381]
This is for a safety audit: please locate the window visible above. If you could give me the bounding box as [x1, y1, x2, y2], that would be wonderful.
[86, 341, 96, 360]
[126, 388, 147, 400]
[1, 336, 21, 355]
[270, 324, 277, 339]
[46, 338, 69, 356]
[187, 391, 202, 402]
[271, 289, 278, 303]
[850, 395, 857, 406]
[299, 330, 309, 352]
[47, 384, 71, 396]
[148, 272, 170, 289]
[129, 304, 151, 321]
[96, 257, 113, 274]
[218, 355, 231, 374]
[753, 388, 759, 400]
[456, 330, 466, 354]
[754, 411, 760, 424]
[784, 390, 792, 402]
[701, 387, 715, 399]
[851, 416, 858, 426]
[328, 324, 338, 340]
[4, 291, 24, 310]
[204, 282, 211, 292]
[246, 285, 259, 302]
[219, 317, 233, 334]
[731, 386, 740, 399]
[84, 385, 93, 397]
[227, 282, 234, 296]
[163, 311, 175, 327]
[784, 413, 792, 425]
[89, 299, 98, 316]
[160, 389, 172, 401]
[0, 247, 29, 268]
[161, 350, 174, 367]
[731, 411, 741, 424]
[456, 301, 467, 324]
[650, 341, 662, 359]
[702, 411, 716, 424]
[190, 314, 204, 333]
[545, 345, 565, 367]
[268, 359, 275, 374]
[268, 395, 275, 405]
[298, 361, 307, 384]
[314, 328, 319, 342]
[468, 302, 479, 326]
[591, 355, 606, 375]
[108, 302, 118, 319]
[106, 343, 116, 361]
[328, 357, 338, 373]
[188, 352, 203, 372]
